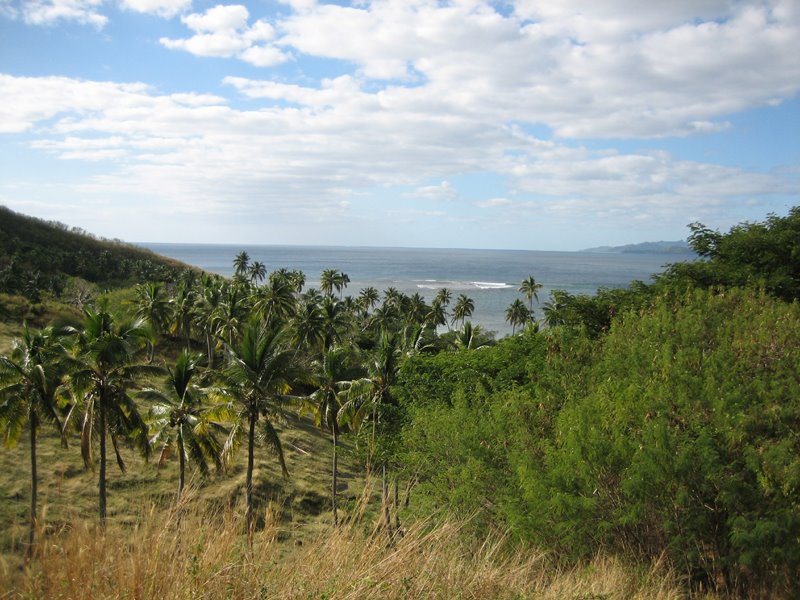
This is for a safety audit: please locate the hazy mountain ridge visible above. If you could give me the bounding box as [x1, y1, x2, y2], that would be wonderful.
[582, 240, 694, 255]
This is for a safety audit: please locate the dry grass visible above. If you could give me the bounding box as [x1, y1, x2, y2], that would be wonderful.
[0, 493, 705, 600]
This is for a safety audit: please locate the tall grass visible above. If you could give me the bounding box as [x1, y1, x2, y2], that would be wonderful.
[1, 493, 702, 600]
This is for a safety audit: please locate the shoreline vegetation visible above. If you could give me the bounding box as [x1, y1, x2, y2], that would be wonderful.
[2, 205, 800, 598]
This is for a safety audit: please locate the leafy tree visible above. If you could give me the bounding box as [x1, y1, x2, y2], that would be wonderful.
[658, 207, 800, 301]
[67, 307, 157, 525]
[0, 325, 71, 556]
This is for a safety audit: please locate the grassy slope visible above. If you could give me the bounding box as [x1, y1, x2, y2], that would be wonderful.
[0, 409, 368, 563]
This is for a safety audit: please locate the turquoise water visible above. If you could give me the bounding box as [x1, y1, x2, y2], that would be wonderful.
[141, 243, 693, 335]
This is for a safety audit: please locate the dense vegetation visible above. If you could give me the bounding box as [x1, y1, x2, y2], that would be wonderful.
[0, 205, 189, 302]
[2, 206, 799, 597]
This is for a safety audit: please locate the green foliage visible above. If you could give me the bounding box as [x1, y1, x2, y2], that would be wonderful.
[529, 289, 800, 591]
[658, 206, 800, 301]
[0, 205, 191, 300]
[397, 289, 800, 594]
[396, 328, 546, 408]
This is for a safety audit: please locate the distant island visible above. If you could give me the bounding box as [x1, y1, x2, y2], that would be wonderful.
[582, 240, 694, 255]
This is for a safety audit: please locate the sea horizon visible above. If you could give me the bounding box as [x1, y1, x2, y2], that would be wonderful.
[141, 242, 696, 336]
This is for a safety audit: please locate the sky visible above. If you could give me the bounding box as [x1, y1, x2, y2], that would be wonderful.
[0, 0, 798, 251]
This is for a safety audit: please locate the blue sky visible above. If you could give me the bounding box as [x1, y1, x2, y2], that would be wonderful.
[0, 0, 798, 250]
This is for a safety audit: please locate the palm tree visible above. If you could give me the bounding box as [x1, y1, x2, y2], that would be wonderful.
[142, 351, 229, 501]
[320, 268, 338, 297]
[251, 277, 296, 326]
[171, 283, 196, 351]
[292, 299, 326, 355]
[542, 290, 568, 328]
[455, 321, 487, 350]
[212, 283, 248, 346]
[193, 281, 222, 368]
[425, 299, 447, 330]
[288, 269, 306, 296]
[68, 307, 157, 525]
[220, 319, 298, 534]
[302, 346, 355, 525]
[344, 332, 401, 533]
[505, 299, 530, 334]
[248, 261, 267, 286]
[320, 296, 350, 352]
[233, 251, 250, 279]
[358, 287, 380, 315]
[406, 293, 429, 326]
[519, 275, 543, 312]
[133, 282, 171, 362]
[434, 288, 452, 309]
[333, 271, 350, 299]
[0, 325, 71, 557]
[451, 294, 475, 329]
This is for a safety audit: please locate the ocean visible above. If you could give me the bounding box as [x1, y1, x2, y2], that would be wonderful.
[141, 243, 694, 336]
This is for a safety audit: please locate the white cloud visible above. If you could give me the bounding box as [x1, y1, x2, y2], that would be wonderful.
[407, 181, 458, 201]
[182, 3, 247, 31]
[160, 4, 288, 65]
[275, 0, 800, 138]
[3, 72, 794, 235]
[119, 0, 190, 18]
[17, 0, 107, 28]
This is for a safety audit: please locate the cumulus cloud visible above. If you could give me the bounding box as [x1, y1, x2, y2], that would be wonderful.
[119, 0, 190, 18]
[276, 0, 800, 138]
[160, 4, 288, 66]
[14, 0, 107, 28]
[2, 71, 794, 233]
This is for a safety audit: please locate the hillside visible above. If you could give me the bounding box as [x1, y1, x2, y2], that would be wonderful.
[582, 240, 694, 254]
[0, 205, 193, 302]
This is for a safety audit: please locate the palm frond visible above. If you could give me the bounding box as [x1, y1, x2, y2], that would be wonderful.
[262, 420, 289, 478]
[110, 432, 127, 473]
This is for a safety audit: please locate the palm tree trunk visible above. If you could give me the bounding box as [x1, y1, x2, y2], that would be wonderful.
[331, 425, 338, 526]
[382, 464, 391, 534]
[393, 476, 400, 529]
[177, 429, 186, 501]
[245, 406, 257, 536]
[206, 332, 214, 369]
[28, 409, 38, 560]
[99, 404, 107, 526]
